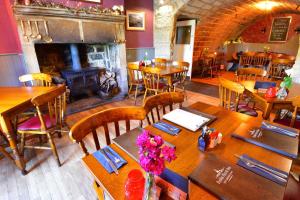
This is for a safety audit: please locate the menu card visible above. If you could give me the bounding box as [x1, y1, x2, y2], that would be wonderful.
[231, 123, 298, 159]
[188, 154, 285, 200]
[163, 108, 216, 131]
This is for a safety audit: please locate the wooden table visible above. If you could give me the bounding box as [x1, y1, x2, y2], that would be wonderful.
[0, 86, 57, 174]
[139, 66, 187, 88]
[82, 102, 293, 200]
[242, 80, 300, 119]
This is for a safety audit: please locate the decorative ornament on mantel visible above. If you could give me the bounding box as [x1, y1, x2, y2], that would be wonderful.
[15, 0, 124, 16]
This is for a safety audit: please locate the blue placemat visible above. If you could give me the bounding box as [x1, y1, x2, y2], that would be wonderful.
[237, 154, 288, 186]
[254, 81, 276, 89]
[231, 133, 298, 159]
[153, 121, 181, 136]
[93, 146, 127, 173]
[261, 121, 299, 138]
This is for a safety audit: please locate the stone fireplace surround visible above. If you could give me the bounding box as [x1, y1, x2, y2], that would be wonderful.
[13, 4, 129, 106]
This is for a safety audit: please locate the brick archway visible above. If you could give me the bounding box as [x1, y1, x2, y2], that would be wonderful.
[154, 0, 300, 61]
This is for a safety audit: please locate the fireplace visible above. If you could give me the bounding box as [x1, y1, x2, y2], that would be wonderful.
[13, 4, 128, 112]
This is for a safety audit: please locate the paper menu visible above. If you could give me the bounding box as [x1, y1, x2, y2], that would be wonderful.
[162, 109, 210, 131]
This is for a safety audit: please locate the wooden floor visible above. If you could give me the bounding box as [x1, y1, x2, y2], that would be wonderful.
[0, 91, 219, 200]
[192, 71, 235, 86]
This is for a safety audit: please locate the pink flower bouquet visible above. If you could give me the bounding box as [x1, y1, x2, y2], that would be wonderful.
[136, 130, 176, 175]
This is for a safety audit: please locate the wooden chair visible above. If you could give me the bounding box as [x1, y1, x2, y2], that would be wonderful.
[219, 78, 258, 117]
[18, 73, 53, 124]
[236, 68, 268, 82]
[17, 85, 66, 166]
[154, 58, 167, 66]
[69, 106, 146, 200]
[19, 73, 52, 86]
[142, 67, 168, 103]
[252, 53, 271, 69]
[127, 62, 144, 105]
[273, 96, 300, 129]
[269, 59, 293, 80]
[239, 52, 256, 68]
[172, 61, 189, 93]
[143, 92, 185, 125]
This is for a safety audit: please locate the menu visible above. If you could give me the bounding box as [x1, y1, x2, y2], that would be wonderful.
[269, 17, 291, 42]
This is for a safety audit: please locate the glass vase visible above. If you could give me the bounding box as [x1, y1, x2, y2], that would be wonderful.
[143, 173, 157, 200]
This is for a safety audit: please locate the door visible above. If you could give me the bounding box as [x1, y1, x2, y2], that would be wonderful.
[173, 20, 196, 78]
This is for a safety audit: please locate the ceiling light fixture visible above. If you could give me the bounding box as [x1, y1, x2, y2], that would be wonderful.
[255, 1, 280, 10]
[160, 0, 164, 5]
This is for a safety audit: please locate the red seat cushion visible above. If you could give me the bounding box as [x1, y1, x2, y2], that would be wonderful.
[18, 115, 55, 131]
[273, 118, 300, 130]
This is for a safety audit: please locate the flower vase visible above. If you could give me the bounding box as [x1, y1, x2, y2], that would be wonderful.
[143, 173, 157, 200]
[276, 87, 288, 99]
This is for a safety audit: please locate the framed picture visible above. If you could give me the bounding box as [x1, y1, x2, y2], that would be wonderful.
[126, 10, 145, 31]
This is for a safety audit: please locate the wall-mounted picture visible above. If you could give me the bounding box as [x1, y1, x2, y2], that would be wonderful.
[126, 11, 145, 31]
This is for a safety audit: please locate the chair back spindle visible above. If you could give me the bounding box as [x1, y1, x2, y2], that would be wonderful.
[143, 92, 185, 125]
[19, 73, 52, 87]
[219, 78, 245, 111]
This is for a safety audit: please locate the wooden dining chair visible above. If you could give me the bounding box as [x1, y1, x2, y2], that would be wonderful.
[143, 92, 185, 125]
[17, 73, 53, 125]
[252, 53, 271, 69]
[127, 62, 144, 105]
[239, 52, 256, 68]
[69, 106, 146, 200]
[273, 96, 300, 129]
[154, 58, 167, 66]
[172, 61, 189, 93]
[19, 73, 52, 86]
[17, 85, 66, 167]
[269, 59, 292, 80]
[236, 68, 268, 82]
[142, 67, 168, 103]
[219, 78, 258, 117]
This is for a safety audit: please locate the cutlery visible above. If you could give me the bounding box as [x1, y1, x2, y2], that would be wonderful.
[104, 148, 121, 165]
[235, 155, 288, 179]
[27, 21, 35, 39]
[34, 21, 42, 40]
[43, 20, 53, 43]
[262, 122, 298, 137]
[156, 123, 178, 135]
[99, 149, 119, 175]
[157, 122, 178, 131]
[20, 20, 29, 42]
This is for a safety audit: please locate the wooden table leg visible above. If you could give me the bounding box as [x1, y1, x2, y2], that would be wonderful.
[263, 103, 273, 120]
[0, 115, 27, 175]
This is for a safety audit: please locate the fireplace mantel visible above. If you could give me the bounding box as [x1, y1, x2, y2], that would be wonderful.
[13, 4, 127, 74]
[13, 5, 126, 22]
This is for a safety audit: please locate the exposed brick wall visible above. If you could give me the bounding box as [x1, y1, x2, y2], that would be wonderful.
[241, 14, 300, 43]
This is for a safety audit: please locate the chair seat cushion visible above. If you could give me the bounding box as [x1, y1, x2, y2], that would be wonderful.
[238, 106, 258, 117]
[18, 115, 55, 131]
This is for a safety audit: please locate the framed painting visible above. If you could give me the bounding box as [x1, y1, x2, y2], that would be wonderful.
[126, 10, 145, 31]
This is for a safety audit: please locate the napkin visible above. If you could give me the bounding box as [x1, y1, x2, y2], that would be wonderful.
[93, 146, 127, 173]
[261, 121, 298, 138]
[153, 121, 181, 135]
[237, 154, 288, 186]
